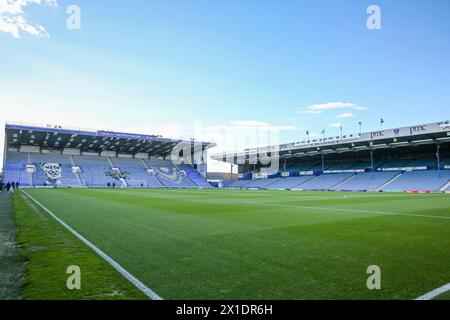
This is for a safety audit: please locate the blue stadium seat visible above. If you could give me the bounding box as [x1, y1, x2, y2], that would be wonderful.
[299, 173, 355, 190]
[3, 151, 30, 186]
[334, 171, 401, 191]
[382, 170, 450, 191]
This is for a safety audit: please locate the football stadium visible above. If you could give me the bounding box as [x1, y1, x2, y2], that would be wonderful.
[1, 0, 450, 311]
[1, 120, 449, 301]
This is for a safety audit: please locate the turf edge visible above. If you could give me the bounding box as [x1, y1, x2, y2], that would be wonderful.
[13, 191, 148, 300]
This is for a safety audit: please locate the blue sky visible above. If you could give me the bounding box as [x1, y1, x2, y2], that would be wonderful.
[1, 0, 450, 171]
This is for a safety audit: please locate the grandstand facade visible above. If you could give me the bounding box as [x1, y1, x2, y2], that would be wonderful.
[213, 121, 450, 192]
[2, 123, 215, 188]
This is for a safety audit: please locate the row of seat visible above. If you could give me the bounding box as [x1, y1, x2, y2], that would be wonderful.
[3, 152, 210, 188]
[285, 158, 446, 172]
[228, 170, 450, 192]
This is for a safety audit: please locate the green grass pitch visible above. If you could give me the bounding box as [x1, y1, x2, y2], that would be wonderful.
[20, 188, 450, 300]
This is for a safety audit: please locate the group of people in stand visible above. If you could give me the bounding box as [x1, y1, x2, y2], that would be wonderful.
[0, 181, 20, 194]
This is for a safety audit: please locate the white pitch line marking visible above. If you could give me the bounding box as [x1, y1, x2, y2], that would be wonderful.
[21, 190, 163, 300]
[415, 283, 450, 300]
[231, 199, 450, 221]
[292, 205, 450, 220]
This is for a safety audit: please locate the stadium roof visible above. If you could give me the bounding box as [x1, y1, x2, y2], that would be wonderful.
[212, 120, 450, 164]
[5, 122, 216, 156]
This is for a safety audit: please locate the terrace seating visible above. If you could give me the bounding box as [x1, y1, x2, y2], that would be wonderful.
[3, 151, 210, 188]
[265, 176, 315, 189]
[73, 155, 117, 187]
[243, 178, 282, 188]
[3, 151, 29, 186]
[110, 157, 161, 187]
[298, 173, 355, 190]
[144, 159, 195, 188]
[179, 164, 211, 188]
[382, 170, 450, 191]
[29, 153, 81, 187]
[444, 183, 450, 192]
[334, 171, 401, 191]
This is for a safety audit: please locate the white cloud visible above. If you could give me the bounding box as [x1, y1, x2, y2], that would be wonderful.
[329, 122, 343, 128]
[298, 110, 323, 115]
[0, 0, 57, 39]
[335, 112, 354, 119]
[298, 102, 368, 115]
[308, 102, 367, 111]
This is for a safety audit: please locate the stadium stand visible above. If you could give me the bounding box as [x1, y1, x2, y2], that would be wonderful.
[3, 151, 211, 188]
[242, 178, 282, 188]
[179, 164, 211, 188]
[225, 169, 450, 192]
[109, 157, 161, 187]
[266, 176, 315, 189]
[381, 170, 450, 191]
[3, 123, 213, 189]
[298, 173, 355, 190]
[74, 155, 117, 187]
[334, 171, 401, 191]
[215, 121, 450, 192]
[444, 183, 450, 192]
[30, 152, 81, 187]
[144, 159, 195, 188]
[4, 121, 450, 192]
[2, 151, 29, 186]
